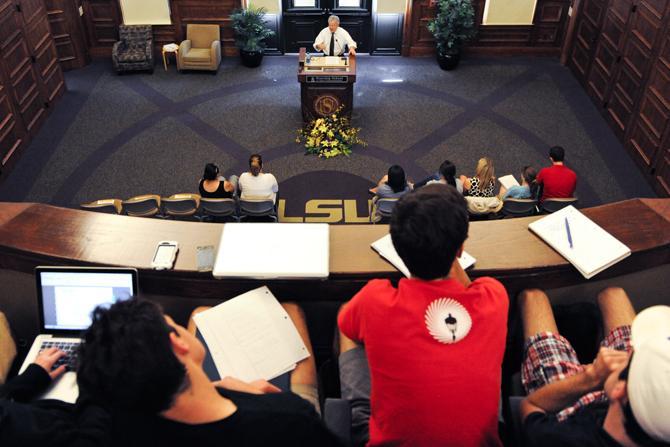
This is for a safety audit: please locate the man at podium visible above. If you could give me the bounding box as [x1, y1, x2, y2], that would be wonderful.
[313, 15, 357, 56]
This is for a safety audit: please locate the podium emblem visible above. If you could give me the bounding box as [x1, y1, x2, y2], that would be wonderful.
[314, 95, 340, 116]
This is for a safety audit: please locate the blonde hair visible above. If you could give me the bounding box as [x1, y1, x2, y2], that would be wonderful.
[475, 157, 495, 189]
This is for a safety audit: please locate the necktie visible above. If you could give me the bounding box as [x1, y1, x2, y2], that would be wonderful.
[330, 32, 335, 56]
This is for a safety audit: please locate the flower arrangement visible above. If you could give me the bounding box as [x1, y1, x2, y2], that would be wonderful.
[296, 110, 367, 158]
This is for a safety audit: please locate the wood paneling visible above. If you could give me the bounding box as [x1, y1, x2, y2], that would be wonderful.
[403, 0, 571, 57]
[372, 13, 403, 55]
[44, 0, 91, 70]
[567, 0, 670, 196]
[0, 0, 63, 176]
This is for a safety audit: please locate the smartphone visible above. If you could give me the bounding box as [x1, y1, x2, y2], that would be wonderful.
[196, 245, 215, 272]
[152, 241, 179, 270]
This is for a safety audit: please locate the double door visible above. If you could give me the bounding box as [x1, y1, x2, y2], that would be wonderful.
[282, 0, 371, 53]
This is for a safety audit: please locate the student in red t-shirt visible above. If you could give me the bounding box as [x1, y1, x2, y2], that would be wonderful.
[536, 146, 577, 201]
[337, 184, 509, 447]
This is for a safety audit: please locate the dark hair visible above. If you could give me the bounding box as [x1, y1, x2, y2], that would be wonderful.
[203, 163, 219, 181]
[549, 146, 565, 162]
[77, 298, 187, 413]
[390, 184, 468, 280]
[249, 154, 263, 177]
[387, 165, 407, 194]
[439, 160, 457, 188]
[521, 166, 539, 200]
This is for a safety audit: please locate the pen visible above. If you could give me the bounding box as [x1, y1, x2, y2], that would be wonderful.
[565, 217, 573, 249]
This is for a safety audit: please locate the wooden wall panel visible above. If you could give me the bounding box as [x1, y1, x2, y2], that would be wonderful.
[0, 0, 63, 175]
[44, 0, 91, 70]
[402, 0, 570, 56]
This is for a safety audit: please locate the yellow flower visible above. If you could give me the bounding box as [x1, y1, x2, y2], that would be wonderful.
[319, 125, 328, 133]
[327, 130, 334, 138]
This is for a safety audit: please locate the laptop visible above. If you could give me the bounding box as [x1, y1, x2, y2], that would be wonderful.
[19, 266, 138, 402]
[212, 223, 329, 279]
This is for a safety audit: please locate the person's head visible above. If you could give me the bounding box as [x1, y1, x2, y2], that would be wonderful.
[549, 146, 565, 163]
[475, 157, 495, 188]
[203, 163, 219, 181]
[387, 165, 407, 194]
[328, 15, 340, 32]
[520, 166, 539, 200]
[77, 298, 198, 413]
[603, 306, 670, 446]
[390, 184, 468, 280]
[438, 160, 457, 188]
[249, 153, 263, 177]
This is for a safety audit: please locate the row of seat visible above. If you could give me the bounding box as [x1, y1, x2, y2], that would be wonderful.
[372, 197, 579, 223]
[80, 194, 277, 222]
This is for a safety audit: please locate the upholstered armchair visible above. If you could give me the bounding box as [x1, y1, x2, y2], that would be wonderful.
[178, 24, 221, 72]
[112, 25, 154, 74]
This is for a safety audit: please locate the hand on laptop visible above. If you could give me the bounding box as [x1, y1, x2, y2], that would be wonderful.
[213, 376, 281, 394]
[34, 347, 67, 380]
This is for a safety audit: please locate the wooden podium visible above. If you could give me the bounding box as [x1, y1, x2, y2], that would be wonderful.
[297, 48, 357, 123]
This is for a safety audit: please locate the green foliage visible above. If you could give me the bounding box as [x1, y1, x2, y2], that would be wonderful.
[296, 109, 367, 158]
[427, 0, 477, 55]
[230, 6, 275, 52]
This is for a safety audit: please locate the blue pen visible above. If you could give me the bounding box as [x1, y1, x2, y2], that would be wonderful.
[565, 217, 573, 249]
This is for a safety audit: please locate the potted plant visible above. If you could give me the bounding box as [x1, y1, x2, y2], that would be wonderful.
[231, 6, 275, 68]
[427, 0, 477, 70]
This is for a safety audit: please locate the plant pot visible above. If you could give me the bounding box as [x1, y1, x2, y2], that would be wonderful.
[240, 49, 264, 68]
[437, 51, 461, 70]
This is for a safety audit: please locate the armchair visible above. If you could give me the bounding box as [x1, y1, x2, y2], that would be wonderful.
[112, 25, 154, 74]
[178, 24, 222, 72]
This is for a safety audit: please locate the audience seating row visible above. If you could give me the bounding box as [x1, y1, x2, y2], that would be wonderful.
[80, 194, 277, 222]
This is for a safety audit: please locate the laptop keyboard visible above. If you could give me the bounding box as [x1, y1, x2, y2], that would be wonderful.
[40, 341, 80, 372]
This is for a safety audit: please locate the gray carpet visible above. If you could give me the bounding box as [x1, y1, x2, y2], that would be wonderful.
[0, 55, 657, 221]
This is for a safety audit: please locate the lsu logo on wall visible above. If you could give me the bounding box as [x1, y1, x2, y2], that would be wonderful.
[278, 170, 376, 224]
[278, 199, 373, 223]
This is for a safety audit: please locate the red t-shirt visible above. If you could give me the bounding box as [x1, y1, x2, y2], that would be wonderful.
[338, 277, 508, 447]
[536, 164, 577, 201]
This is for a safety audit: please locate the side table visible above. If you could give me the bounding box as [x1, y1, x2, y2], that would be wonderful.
[162, 43, 179, 71]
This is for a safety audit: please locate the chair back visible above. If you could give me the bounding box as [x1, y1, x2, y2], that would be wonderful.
[501, 198, 537, 218]
[187, 24, 220, 49]
[122, 194, 161, 217]
[239, 199, 277, 221]
[80, 198, 122, 214]
[371, 198, 398, 223]
[119, 25, 153, 45]
[540, 197, 578, 214]
[200, 198, 238, 220]
[163, 194, 200, 218]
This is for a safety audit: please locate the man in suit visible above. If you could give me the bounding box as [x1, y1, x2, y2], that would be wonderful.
[313, 15, 357, 56]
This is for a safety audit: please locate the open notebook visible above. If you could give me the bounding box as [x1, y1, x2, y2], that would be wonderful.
[371, 234, 476, 277]
[528, 206, 631, 279]
[193, 286, 309, 383]
[498, 174, 520, 190]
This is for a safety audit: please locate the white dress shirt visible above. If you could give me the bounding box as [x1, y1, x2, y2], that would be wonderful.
[313, 27, 357, 56]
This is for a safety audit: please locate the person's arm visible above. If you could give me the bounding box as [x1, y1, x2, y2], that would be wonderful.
[271, 174, 279, 193]
[448, 246, 471, 287]
[213, 376, 281, 394]
[313, 29, 326, 52]
[520, 347, 630, 422]
[460, 175, 471, 191]
[0, 348, 66, 402]
[343, 29, 356, 54]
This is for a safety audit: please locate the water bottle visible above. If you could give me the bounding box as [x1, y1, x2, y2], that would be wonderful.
[306, 52, 311, 64]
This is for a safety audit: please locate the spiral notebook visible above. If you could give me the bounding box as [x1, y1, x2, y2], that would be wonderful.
[371, 234, 476, 277]
[528, 206, 631, 279]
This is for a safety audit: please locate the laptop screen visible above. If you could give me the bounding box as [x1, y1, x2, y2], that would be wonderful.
[37, 268, 138, 331]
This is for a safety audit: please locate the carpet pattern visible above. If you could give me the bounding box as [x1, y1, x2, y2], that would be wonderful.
[0, 55, 657, 222]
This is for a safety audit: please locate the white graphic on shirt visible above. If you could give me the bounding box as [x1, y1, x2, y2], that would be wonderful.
[425, 298, 472, 344]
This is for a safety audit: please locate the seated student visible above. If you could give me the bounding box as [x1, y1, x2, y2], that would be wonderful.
[0, 347, 110, 447]
[426, 160, 464, 193]
[198, 163, 236, 199]
[500, 166, 538, 200]
[238, 154, 279, 204]
[338, 184, 509, 447]
[518, 287, 670, 447]
[460, 157, 496, 197]
[536, 146, 577, 201]
[77, 298, 342, 446]
[368, 165, 412, 199]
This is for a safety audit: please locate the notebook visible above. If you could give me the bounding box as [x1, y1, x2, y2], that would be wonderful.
[212, 223, 329, 279]
[193, 286, 309, 383]
[498, 175, 520, 190]
[19, 267, 138, 402]
[371, 234, 476, 277]
[528, 206, 631, 279]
